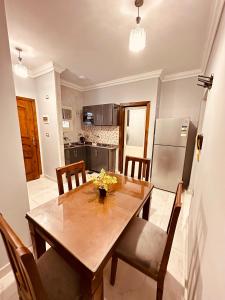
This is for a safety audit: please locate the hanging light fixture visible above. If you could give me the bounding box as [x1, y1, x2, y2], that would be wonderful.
[13, 48, 28, 78]
[129, 0, 146, 53]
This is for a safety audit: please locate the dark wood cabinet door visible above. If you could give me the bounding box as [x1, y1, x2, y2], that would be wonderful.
[112, 104, 119, 125]
[77, 147, 86, 162]
[70, 148, 77, 163]
[85, 146, 91, 170]
[89, 147, 109, 172]
[96, 148, 109, 171]
[93, 105, 103, 126]
[89, 147, 99, 171]
[102, 104, 113, 125]
[64, 149, 71, 165]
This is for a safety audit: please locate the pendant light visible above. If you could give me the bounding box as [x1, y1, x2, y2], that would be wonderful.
[129, 0, 146, 53]
[13, 48, 28, 78]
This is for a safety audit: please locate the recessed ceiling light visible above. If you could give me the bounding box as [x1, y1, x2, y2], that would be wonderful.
[79, 75, 86, 79]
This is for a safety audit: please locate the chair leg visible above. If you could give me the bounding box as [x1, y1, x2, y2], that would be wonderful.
[156, 281, 164, 300]
[110, 255, 118, 286]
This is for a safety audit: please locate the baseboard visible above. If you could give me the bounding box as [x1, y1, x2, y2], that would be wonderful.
[182, 190, 192, 300]
[44, 174, 57, 182]
[0, 263, 11, 279]
[0, 270, 17, 300]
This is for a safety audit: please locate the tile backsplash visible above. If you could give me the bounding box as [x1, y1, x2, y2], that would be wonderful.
[82, 126, 119, 145]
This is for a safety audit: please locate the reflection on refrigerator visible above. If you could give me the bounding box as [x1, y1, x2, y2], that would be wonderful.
[151, 118, 196, 192]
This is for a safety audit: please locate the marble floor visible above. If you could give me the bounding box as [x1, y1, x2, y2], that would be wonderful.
[1, 176, 189, 300]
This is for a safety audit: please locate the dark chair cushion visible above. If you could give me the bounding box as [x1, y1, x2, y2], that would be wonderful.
[37, 248, 84, 300]
[116, 217, 167, 280]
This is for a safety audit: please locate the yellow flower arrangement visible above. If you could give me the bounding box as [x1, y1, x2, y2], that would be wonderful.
[92, 169, 117, 191]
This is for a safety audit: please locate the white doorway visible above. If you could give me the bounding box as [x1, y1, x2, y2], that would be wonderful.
[118, 101, 150, 173]
[124, 106, 146, 165]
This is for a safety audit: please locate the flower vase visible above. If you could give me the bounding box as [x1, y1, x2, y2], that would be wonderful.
[99, 188, 107, 198]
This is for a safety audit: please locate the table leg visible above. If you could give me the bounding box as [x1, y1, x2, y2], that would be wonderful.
[84, 270, 103, 300]
[142, 193, 152, 221]
[28, 222, 46, 260]
[91, 279, 103, 300]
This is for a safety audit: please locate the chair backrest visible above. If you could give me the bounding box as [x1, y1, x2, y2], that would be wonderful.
[158, 182, 183, 279]
[0, 213, 47, 300]
[56, 160, 87, 195]
[124, 155, 150, 181]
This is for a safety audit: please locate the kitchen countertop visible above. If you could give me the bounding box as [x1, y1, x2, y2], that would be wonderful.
[64, 142, 118, 150]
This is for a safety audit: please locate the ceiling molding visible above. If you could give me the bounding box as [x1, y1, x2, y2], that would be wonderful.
[60, 68, 203, 92]
[61, 79, 83, 92]
[201, 0, 225, 73]
[162, 69, 202, 82]
[82, 69, 163, 91]
[29, 61, 65, 78]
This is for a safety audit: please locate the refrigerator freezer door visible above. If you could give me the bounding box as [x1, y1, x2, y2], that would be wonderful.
[154, 118, 189, 147]
[151, 145, 186, 192]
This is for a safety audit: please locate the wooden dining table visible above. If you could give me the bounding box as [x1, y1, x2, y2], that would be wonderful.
[26, 173, 154, 299]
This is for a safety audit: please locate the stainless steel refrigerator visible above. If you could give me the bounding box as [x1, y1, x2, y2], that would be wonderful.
[151, 118, 196, 192]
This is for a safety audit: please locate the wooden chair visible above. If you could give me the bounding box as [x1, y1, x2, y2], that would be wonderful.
[124, 155, 150, 181]
[110, 182, 183, 300]
[56, 160, 87, 195]
[0, 213, 85, 300]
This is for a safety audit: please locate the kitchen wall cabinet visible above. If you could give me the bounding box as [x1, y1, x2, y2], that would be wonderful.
[93, 105, 103, 126]
[83, 104, 119, 126]
[102, 104, 119, 126]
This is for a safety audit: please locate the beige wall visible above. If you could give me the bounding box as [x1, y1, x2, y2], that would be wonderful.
[187, 5, 225, 299]
[0, 0, 30, 269]
[34, 71, 62, 180]
[13, 70, 64, 177]
[159, 77, 203, 127]
[61, 85, 84, 142]
[13, 74, 36, 99]
[83, 78, 160, 159]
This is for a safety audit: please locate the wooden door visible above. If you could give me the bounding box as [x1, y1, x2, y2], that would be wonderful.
[16, 97, 42, 181]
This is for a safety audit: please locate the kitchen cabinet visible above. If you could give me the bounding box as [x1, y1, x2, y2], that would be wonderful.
[83, 106, 95, 125]
[64, 148, 71, 165]
[83, 104, 119, 126]
[65, 146, 86, 165]
[64, 145, 116, 173]
[72, 146, 86, 163]
[93, 105, 103, 126]
[88, 147, 108, 172]
[102, 104, 119, 126]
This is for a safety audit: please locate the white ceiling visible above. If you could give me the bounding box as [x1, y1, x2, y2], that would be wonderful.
[5, 0, 215, 86]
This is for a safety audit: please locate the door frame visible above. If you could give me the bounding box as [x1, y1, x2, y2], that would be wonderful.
[118, 101, 150, 173]
[16, 96, 42, 178]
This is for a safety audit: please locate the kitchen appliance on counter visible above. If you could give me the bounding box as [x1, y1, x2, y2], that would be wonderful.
[83, 110, 94, 125]
[83, 104, 119, 126]
[151, 118, 196, 192]
[79, 136, 85, 144]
